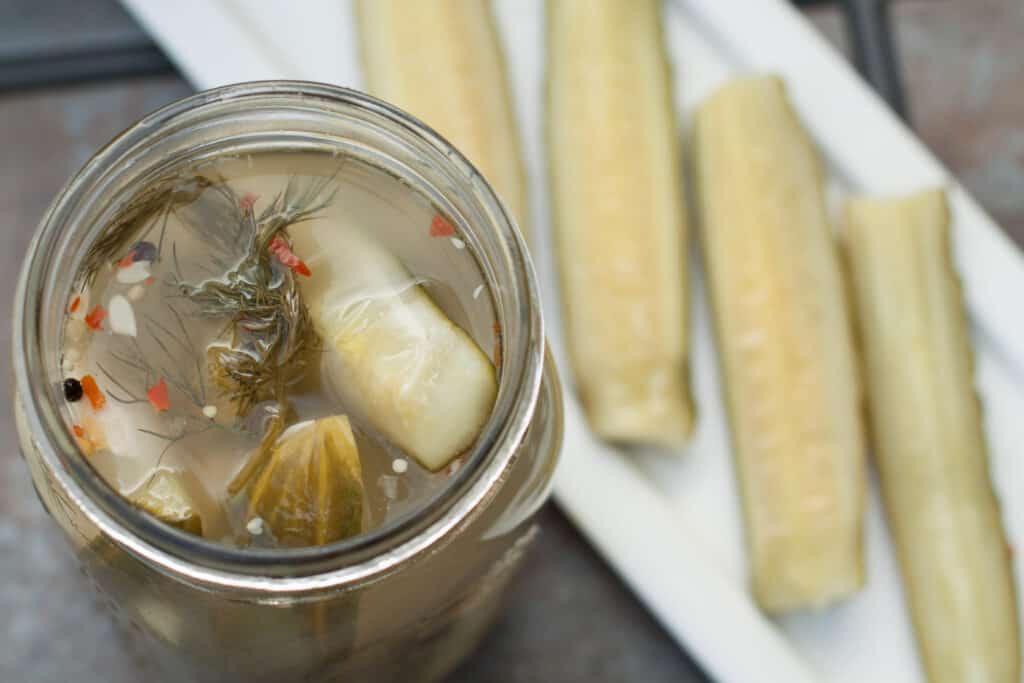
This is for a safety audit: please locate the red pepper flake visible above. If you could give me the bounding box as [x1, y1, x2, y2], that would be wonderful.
[269, 234, 312, 277]
[118, 250, 137, 268]
[69, 295, 81, 313]
[147, 378, 170, 413]
[430, 214, 455, 237]
[80, 374, 106, 411]
[72, 419, 104, 456]
[239, 192, 260, 211]
[72, 422, 95, 456]
[84, 304, 106, 331]
[144, 277, 156, 285]
[493, 321, 502, 367]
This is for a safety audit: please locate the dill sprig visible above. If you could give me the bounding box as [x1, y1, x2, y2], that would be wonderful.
[173, 176, 334, 416]
[98, 301, 232, 469]
[76, 175, 213, 287]
[82, 168, 336, 490]
[101, 305, 207, 410]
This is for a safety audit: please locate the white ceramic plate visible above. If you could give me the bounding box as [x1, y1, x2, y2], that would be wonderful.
[119, 1, 1024, 680]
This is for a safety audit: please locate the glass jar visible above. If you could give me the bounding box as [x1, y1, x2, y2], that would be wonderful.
[12, 81, 562, 683]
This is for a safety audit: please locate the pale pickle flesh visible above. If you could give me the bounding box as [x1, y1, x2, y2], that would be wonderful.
[547, 0, 693, 446]
[843, 188, 1020, 683]
[694, 75, 866, 612]
[132, 469, 203, 536]
[291, 223, 497, 472]
[356, 0, 530, 239]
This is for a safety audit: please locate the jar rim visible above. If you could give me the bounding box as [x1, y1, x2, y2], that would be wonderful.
[12, 81, 545, 595]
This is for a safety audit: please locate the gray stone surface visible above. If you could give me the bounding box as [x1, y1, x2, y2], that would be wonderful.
[0, 0, 150, 59]
[3, 1, 1024, 681]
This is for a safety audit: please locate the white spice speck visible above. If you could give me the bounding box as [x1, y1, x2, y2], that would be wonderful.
[378, 475, 399, 500]
[246, 517, 264, 535]
[202, 405, 218, 419]
[391, 458, 408, 474]
[108, 295, 137, 337]
[65, 319, 87, 342]
[127, 285, 145, 302]
[62, 348, 81, 374]
[450, 237, 465, 250]
[116, 260, 150, 284]
[472, 284, 484, 300]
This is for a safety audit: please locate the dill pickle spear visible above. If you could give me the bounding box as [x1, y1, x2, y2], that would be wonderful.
[247, 415, 364, 547]
[356, 0, 530, 239]
[694, 75, 867, 612]
[132, 469, 203, 536]
[843, 188, 1020, 683]
[291, 224, 498, 472]
[547, 0, 694, 446]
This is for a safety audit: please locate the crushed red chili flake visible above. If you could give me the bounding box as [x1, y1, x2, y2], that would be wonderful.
[239, 192, 260, 211]
[430, 214, 455, 237]
[69, 296, 81, 313]
[80, 374, 106, 410]
[269, 234, 312, 277]
[147, 378, 170, 412]
[84, 305, 106, 331]
[118, 250, 137, 268]
[144, 277, 156, 285]
[492, 322, 502, 367]
[72, 418, 104, 456]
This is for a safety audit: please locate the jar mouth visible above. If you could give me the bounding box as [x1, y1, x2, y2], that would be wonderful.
[12, 81, 544, 593]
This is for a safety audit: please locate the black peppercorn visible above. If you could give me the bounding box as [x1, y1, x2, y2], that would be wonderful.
[63, 378, 83, 402]
[130, 240, 158, 262]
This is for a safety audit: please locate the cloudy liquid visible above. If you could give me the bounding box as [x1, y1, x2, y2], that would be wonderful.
[60, 150, 499, 548]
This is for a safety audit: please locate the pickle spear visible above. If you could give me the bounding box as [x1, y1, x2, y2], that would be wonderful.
[843, 188, 1020, 683]
[291, 224, 497, 472]
[248, 415, 364, 547]
[355, 0, 530, 238]
[132, 469, 203, 536]
[694, 75, 866, 612]
[547, 0, 693, 446]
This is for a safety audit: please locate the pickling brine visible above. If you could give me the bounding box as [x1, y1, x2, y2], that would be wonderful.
[60, 151, 500, 549]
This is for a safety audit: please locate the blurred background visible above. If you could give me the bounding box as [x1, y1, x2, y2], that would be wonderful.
[1, 1, 1021, 682]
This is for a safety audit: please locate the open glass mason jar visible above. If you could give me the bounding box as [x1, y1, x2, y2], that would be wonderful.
[12, 82, 562, 683]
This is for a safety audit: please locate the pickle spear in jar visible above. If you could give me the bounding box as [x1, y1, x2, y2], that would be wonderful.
[694, 75, 867, 612]
[247, 415, 364, 547]
[291, 223, 498, 472]
[132, 469, 203, 536]
[843, 188, 1020, 683]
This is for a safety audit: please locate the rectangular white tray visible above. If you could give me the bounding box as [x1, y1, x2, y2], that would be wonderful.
[119, 1, 1024, 680]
